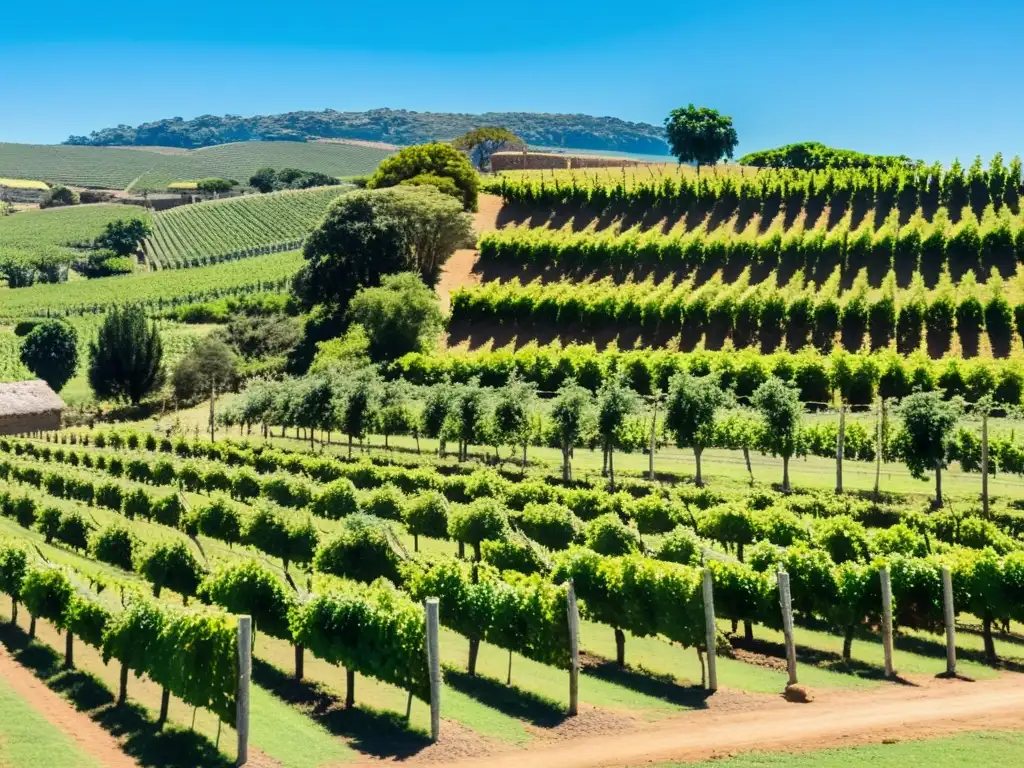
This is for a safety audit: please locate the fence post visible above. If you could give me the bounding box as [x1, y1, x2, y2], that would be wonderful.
[835, 402, 845, 494]
[777, 570, 797, 686]
[702, 568, 718, 692]
[942, 566, 956, 676]
[879, 566, 895, 678]
[236, 616, 252, 766]
[425, 598, 441, 742]
[981, 409, 989, 517]
[567, 581, 580, 716]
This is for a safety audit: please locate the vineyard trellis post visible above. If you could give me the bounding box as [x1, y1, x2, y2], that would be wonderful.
[567, 580, 581, 716]
[777, 570, 797, 686]
[425, 598, 441, 741]
[836, 402, 846, 495]
[879, 566, 895, 678]
[237, 615, 252, 766]
[702, 568, 718, 692]
[942, 566, 957, 676]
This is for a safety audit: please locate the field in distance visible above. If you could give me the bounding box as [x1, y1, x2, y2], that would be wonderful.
[0, 140, 393, 191]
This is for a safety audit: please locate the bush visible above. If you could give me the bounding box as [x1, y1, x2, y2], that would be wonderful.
[584, 513, 641, 556]
[151, 494, 183, 527]
[137, 540, 204, 600]
[95, 481, 123, 511]
[56, 510, 91, 551]
[481, 537, 546, 575]
[261, 475, 312, 509]
[347, 273, 444, 361]
[90, 524, 136, 570]
[37, 506, 62, 544]
[448, 498, 511, 559]
[655, 525, 703, 565]
[19, 320, 78, 392]
[368, 142, 480, 211]
[517, 502, 581, 551]
[812, 516, 871, 563]
[310, 478, 360, 519]
[231, 470, 261, 501]
[403, 491, 450, 547]
[184, 498, 242, 546]
[360, 483, 406, 521]
[39, 185, 79, 208]
[313, 514, 401, 584]
[151, 460, 175, 485]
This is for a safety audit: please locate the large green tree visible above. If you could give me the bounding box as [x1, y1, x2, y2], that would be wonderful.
[664, 372, 730, 487]
[751, 376, 802, 492]
[88, 306, 165, 405]
[596, 376, 638, 491]
[664, 104, 738, 173]
[452, 127, 526, 171]
[550, 383, 593, 482]
[895, 390, 960, 507]
[95, 218, 152, 257]
[367, 142, 480, 211]
[346, 272, 444, 361]
[20, 320, 78, 392]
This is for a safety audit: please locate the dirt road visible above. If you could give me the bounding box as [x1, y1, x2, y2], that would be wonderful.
[412, 676, 1024, 768]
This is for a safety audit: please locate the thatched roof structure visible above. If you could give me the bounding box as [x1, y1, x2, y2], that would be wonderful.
[0, 380, 64, 435]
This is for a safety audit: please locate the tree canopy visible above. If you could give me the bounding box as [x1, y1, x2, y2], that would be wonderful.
[88, 306, 165, 405]
[346, 272, 444, 361]
[367, 143, 480, 211]
[20, 320, 78, 392]
[665, 372, 730, 486]
[95, 218, 152, 257]
[452, 127, 526, 171]
[664, 104, 738, 171]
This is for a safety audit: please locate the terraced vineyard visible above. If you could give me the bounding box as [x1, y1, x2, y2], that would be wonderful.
[145, 185, 348, 268]
[0, 141, 392, 191]
[0, 249, 301, 320]
[0, 203, 150, 261]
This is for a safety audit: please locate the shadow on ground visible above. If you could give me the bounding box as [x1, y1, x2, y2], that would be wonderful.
[0, 622, 231, 768]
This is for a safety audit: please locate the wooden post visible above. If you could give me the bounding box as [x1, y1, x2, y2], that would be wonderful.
[777, 571, 797, 686]
[648, 396, 658, 482]
[567, 581, 581, 716]
[942, 566, 957, 676]
[236, 616, 252, 766]
[425, 598, 441, 742]
[981, 409, 989, 517]
[874, 398, 883, 500]
[835, 402, 846, 494]
[702, 568, 718, 692]
[879, 567, 895, 678]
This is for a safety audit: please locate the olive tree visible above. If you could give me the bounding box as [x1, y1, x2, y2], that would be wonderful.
[664, 104, 738, 174]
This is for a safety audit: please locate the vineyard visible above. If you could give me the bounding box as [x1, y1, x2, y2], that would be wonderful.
[0, 249, 301, 320]
[145, 186, 349, 269]
[0, 419, 1021, 765]
[0, 141, 392, 192]
[0, 204, 151, 264]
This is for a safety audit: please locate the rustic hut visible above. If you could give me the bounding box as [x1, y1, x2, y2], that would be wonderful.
[0, 380, 65, 435]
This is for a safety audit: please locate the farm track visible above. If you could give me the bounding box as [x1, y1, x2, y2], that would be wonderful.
[436, 194, 503, 313]
[0, 644, 139, 768]
[407, 674, 1024, 768]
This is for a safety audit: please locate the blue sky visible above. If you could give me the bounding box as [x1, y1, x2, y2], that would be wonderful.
[4, 0, 1024, 162]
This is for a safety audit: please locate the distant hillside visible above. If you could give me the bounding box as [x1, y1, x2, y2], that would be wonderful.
[65, 108, 671, 156]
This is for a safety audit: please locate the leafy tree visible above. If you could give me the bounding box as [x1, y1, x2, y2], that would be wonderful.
[655, 525, 702, 565]
[665, 372, 730, 486]
[90, 524, 136, 571]
[596, 376, 638, 491]
[95, 218, 152, 256]
[518, 502, 580, 551]
[584, 513, 641, 556]
[171, 336, 239, 404]
[448, 498, 510, 560]
[39, 185, 79, 208]
[452, 126, 526, 171]
[751, 377, 803, 492]
[346, 273, 444, 361]
[88, 306, 165, 405]
[20, 320, 78, 392]
[313, 514, 402, 583]
[894, 390, 960, 506]
[338, 368, 381, 456]
[403, 491, 450, 551]
[421, 382, 455, 456]
[664, 104, 738, 173]
[450, 380, 489, 461]
[368, 142, 480, 211]
[137, 540, 204, 602]
[249, 167, 277, 193]
[491, 372, 537, 468]
[198, 560, 295, 641]
[550, 383, 592, 482]
[195, 178, 237, 194]
[311, 478, 360, 519]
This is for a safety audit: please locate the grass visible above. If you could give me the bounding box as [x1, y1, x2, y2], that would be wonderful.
[653, 730, 1024, 767]
[0, 141, 391, 192]
[0, 671, 104, 768]
[0, 177, 48, 190]
[145, 186, 349, 268]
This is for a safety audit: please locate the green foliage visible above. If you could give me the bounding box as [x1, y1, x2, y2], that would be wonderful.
[39, 185, 79, 208]
[481, 537, 547, 575]
[894, 390, 960, 479]
[738, 142, 915, 170]
[404, 491, 450, 541]
[751, 376, 803, 460]
[655, 525, 702, 565]
[19, 320, 78, 392]
[451, 126, 526, 171]
[95, 218, 152, 256]
[0, 543, 29, 598]
[314, 514, 402, 584]
[311, 478, 360, 519]
[368, 142, 480, 211]
[584, 513, 641, 556]
[698, 503, 759, 559]
[360, 483, 406, 521]
[347, 273, 444, 361]
[88, 306, 166, 405]
[812, 516, 871, 564]
[290, 577, 430, 700]
[20, 567, 74, 628]
[448, 497, 511, 558]
[90, 523, 136, 571]
[517, 502, 581, 550]
[199, 560, 295, 641]
[172, 336, 239, 402]
[185, 497, 242, 546]
[664, 104, 738, 169]
[137, 540, 205, 600]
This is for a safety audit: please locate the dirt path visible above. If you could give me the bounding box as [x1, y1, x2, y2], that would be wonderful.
[436, 194, 504, 313]
[402, 676, 1024, 768]
[0, 645, 139, 768]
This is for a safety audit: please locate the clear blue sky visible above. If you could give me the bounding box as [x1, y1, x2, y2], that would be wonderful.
[4, 0, 1023, 162]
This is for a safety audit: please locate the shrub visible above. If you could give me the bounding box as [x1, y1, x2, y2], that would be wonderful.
[360, 483, 406, 521]
[448, 498, 511, 559]
[403, 491, 449, 549]
[310, 478, 360, 519]
[56, 510, 91, 551]
[655, 525, 702, 565]
[90, 524, 136, 571]
[517, 502, 581, 550]
[122, 487, 152, 520]
[584, 513, 641, 556]
[313, 514, 401, 584]
[261, 475, 312, 509]
[812, 516, 871, 563]
[184, 498, 242, 546]
[481, 537, 546, 575]
[95, 481, 123, 512]
[151, 494, 183, 527]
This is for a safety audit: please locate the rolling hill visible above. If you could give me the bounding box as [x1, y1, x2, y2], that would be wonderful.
[64, 107, 672, 156]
